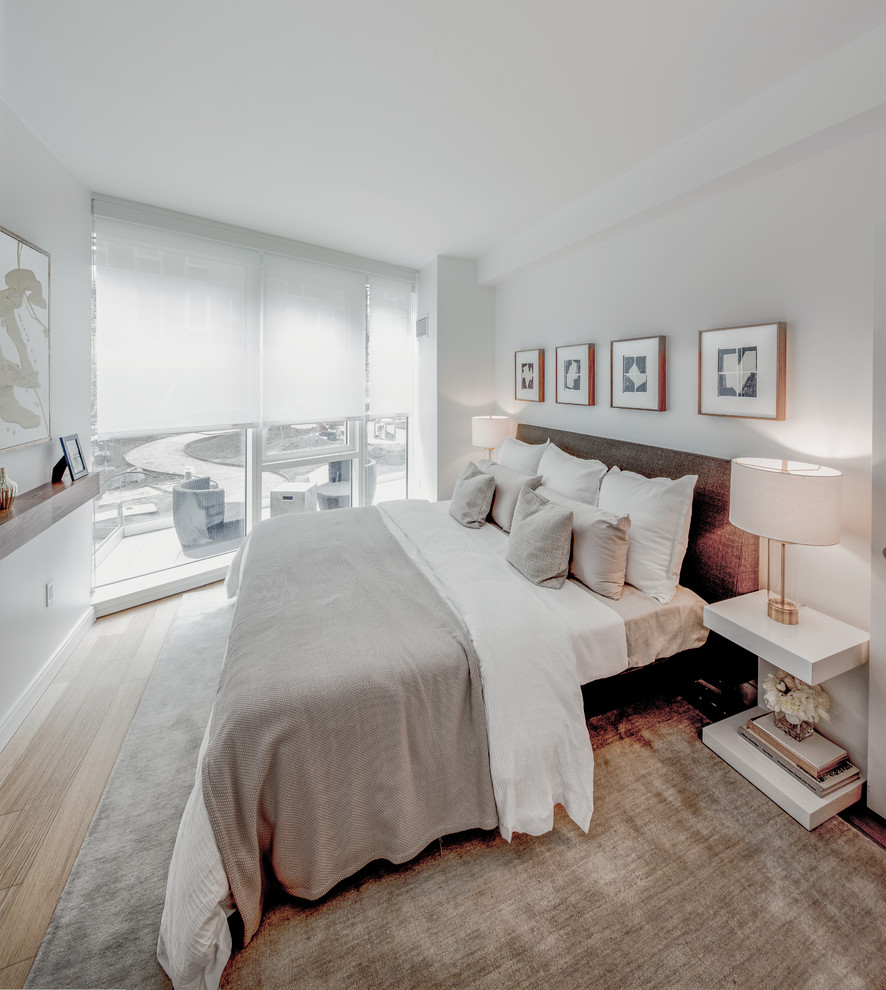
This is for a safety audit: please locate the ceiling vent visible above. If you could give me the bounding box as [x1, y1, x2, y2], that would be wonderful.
[415, 315, 429, 340]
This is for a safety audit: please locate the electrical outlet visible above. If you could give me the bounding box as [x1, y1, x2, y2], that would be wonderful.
[45, 580, 54, 607]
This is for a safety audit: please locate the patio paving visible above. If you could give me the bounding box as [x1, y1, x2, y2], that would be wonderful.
[122, 433, 285, 494]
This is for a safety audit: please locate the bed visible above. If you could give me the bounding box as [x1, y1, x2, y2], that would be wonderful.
[157, 425, 758, 990]
[514, 425, 760, 713]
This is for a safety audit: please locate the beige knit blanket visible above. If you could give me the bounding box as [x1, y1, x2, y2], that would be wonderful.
[202, 507, 497, 946]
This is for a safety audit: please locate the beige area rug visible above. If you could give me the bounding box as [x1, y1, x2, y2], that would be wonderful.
[25, 585, 886, 989]
[222, 700, 886, 990]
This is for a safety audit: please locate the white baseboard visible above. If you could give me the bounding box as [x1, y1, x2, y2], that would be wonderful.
[93, 560, 230, 617]
[0, 606, 95, 754]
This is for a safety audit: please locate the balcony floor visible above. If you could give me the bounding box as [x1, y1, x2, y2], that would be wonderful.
[94, 477, 409, 593]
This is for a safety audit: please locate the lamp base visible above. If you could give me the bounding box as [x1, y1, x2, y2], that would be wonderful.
[768, 596, 799, 625]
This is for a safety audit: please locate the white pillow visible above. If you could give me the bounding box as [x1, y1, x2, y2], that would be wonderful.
[597, 467, 697, 604]
[537, 486, 631, 599]
[536, 443, 607, 505]
[479, 459, 542, 532]
[497, 436, 549, 475]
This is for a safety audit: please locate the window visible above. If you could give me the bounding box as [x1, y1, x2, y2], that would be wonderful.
[257, 417, 408, 521]
[93, 429, 247, 588]
[92, 201, 415, 595]
[259, 421, 355, 521]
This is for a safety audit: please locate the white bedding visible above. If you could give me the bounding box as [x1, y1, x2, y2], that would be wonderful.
[159, 499, 630, 989]
[380, 499, 627, 837]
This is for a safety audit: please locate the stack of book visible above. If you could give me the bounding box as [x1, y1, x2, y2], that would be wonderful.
[739, 712, 860, 798]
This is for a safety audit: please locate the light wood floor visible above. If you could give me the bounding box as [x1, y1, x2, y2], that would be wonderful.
[0, 593, 183, 988]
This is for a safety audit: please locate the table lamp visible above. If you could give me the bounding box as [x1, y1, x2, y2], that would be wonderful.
[471, 415, 510, 460]
[729, 458, 842, 624]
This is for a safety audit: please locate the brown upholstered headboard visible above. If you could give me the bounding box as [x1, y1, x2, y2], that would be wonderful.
[515, 424, 759, 605]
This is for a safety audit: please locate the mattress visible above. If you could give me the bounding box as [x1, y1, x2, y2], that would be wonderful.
[422, 499, 708, 678]
[584, 583, 708, 670]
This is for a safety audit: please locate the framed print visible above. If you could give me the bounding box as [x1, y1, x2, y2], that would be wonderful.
[610, 335, 666, 411]
[58, 433, 88, 481]
[0, 225, 51, 452]
[556, 344, 594, 406]
[698, 322, 786, 419]
[515, 349, 544, 402]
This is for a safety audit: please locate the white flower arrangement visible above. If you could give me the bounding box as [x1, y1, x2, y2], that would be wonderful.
[762, 670, 831, 725]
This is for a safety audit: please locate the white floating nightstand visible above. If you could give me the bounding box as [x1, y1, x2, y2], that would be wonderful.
[704, 706, 865, 830]
[702, 591, 869, 829]
[703, 590, 869, 685]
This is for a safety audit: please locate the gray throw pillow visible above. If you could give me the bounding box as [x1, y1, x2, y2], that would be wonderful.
[478, 459, 543, 532]
[506, 486, 573, 589]
[449, 461, 496, 528]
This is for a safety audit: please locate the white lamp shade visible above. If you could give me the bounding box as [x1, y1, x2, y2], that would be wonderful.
[472, 415, 510, 450]
[729, 458, 842, 546]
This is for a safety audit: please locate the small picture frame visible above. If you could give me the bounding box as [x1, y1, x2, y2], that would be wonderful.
[556, 344, 595, 406]
[56, 433, 88, 481]
[698, 322, 786, 419]
[610, 335, 666, 411]
[515, 349, 545, 402]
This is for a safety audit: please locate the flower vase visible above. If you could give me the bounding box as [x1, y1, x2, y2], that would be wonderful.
[773, 710, 814, 741]
[0, 467, 17, 510]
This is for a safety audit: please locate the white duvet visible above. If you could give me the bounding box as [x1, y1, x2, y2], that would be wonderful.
[158, 500, 629, 989]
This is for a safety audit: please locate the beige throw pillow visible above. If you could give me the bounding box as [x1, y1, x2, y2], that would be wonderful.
[479, 459, 543, 532]
[537, 485, 631, 599]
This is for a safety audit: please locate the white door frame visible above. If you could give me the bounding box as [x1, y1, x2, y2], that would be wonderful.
[869, 222, 886, 817]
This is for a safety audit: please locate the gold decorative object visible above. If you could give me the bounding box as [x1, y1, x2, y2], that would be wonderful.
[0, 466, 17, 510]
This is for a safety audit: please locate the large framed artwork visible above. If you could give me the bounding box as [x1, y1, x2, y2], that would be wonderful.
[698, 322, 786, 420]
[515, 348, 544, 402]
[610, 335, 666, 411]
[556, 343, 594, 406]
[0, 225, 51, 451]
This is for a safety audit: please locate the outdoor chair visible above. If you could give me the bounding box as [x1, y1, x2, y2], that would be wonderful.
[172, 476, 245, 558]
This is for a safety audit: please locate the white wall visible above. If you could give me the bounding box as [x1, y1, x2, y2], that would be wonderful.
[0, 102, 94, 745]
[416, 256, 495, 501]
[490, 124, 886, 791]
[493, 127, 884, 630]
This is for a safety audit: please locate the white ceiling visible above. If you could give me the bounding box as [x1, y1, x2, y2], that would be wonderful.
[3, 0, 886, 270]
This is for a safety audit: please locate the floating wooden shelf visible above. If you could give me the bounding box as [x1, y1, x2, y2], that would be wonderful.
[0, 473, 100, 563]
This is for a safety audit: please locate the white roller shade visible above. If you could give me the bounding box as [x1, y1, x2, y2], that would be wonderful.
[94, 218, 260, 435]
[94, 201, 416, 438]
[368, 275, 414, 416]
[262, 255, 367, 423]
